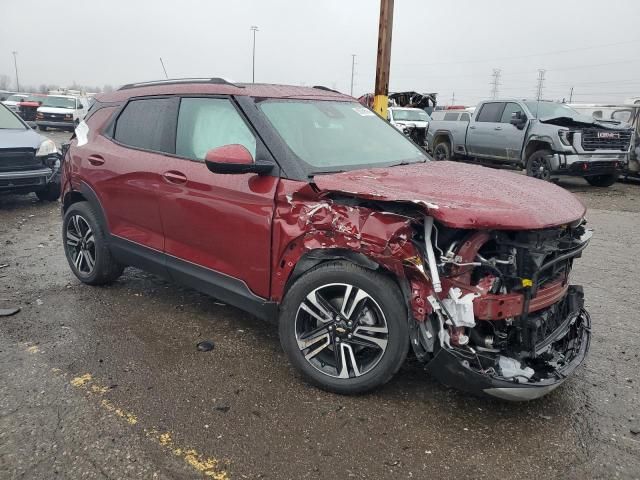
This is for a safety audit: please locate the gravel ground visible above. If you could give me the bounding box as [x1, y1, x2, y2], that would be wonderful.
[1, 130, 639, 479]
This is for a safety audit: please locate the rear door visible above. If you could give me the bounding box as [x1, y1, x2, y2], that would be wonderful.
[466, 102, 505, 157]
[497, 102, 528, 162]
[157, 96, 278, 299]
[84, 96, 177, 253]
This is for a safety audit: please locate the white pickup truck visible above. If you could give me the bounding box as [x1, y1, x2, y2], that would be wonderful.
[426, 99, 634, 187]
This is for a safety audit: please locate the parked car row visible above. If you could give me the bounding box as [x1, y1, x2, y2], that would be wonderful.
[1, 92, 89, 131]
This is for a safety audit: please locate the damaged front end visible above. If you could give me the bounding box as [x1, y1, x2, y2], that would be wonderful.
[273, 175, 591, 401]
[415, 220, 592, 401]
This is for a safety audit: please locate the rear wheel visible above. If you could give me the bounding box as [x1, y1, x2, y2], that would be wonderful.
[526, 149, 553, 181]
[279, 261, 409, 394]
[586, 173, 618, 187]
[63, 201, 124, 285]
[433, 141, 451, 161]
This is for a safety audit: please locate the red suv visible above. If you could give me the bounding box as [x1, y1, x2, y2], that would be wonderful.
[61, 78, 591, 400]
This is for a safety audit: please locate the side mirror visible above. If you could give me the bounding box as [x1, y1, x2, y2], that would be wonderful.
[204, 144, 273, 175]
[510, 111, 527, 129]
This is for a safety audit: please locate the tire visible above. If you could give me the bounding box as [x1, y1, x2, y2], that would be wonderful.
[526, 149, 553, 181]
[279, 261, 409, 394]
[62, 201, 124, 285]
[36, 181, 61, 202]
[586, 173, 618, 187]
[39, 125, 47, 132]
[433, 141, 451, 161]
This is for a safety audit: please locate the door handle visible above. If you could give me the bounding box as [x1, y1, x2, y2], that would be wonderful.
[162, 171, 188, 185]
[469, 126, 476, 129]
[494, 126, 503, 130]
[87, 154, 105, 166]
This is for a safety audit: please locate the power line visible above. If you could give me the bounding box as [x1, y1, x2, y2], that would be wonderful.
[397, 39, 640, 68]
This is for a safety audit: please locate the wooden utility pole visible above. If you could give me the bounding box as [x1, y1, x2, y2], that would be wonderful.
[373, 0, 394, 119]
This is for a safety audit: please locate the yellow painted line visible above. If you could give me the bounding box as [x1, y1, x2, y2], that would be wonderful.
[146, 429, 229, 479]
[100, 398, 138, 425]
[66, 370, 229, 478]
[70, 373, 92, 387]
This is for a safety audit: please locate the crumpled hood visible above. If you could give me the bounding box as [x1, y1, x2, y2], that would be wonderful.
[540, 114, 631, 130]
[312, 161, 586, 230]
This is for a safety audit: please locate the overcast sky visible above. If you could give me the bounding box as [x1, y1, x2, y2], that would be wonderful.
[2, 0, 639, 105]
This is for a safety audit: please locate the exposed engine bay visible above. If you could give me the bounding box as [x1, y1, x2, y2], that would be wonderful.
[412, 219, 591, 400]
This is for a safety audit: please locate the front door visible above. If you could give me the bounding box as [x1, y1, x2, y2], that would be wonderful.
[157, 96, 278, 299]
[496, 102, 528, 162]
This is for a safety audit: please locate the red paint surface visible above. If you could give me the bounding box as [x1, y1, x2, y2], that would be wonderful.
[314, 162, 586, 230]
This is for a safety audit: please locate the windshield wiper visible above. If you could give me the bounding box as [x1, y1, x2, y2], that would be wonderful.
[308, 169, 345, 178]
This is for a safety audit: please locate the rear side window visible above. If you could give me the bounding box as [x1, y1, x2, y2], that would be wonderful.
[176, 98, 256, 161]
[114, 98, 176, 153]
[460, 113, 470, 122]
[443, 112, 459, 121]
[476, 102, 505, 122]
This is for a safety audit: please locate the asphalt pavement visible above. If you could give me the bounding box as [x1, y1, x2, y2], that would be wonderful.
[1, 130, 639, 479]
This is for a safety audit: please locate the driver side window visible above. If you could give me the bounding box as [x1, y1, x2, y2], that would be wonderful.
[175, 98, 256, 161]
[500, 103, 524, 123]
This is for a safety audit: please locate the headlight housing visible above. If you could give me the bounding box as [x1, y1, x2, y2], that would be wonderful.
[36, 139, 59, 157]
[558, 130, 575, 147]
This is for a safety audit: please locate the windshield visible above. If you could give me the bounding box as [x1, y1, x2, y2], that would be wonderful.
[25, 95, 45, 103]
[259, 100, 428, 174]
[0, 105, 26, 129]
[41, 96, 77, 109]
[392, 109, 431, 122]
[525, 101, 580, 119]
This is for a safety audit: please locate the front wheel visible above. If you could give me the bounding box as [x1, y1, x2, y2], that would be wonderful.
[433, 141, 451, 161]
[586, 173, 618, 187]
[526, 149, 553, 181]
[279, 261, 409, 394]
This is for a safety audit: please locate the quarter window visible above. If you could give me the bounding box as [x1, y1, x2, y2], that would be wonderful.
[476, 102, 505, 122]
[176, 98, 256, 161]
[113, 98, 176, 153]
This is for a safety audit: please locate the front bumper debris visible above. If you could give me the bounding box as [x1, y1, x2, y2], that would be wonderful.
[550, 152, 627, 176]
[425, 308, 590, 401]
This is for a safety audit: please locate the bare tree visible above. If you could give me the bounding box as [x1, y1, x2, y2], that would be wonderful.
[0, 74, 10, 90]
[38, 84, 48, 94]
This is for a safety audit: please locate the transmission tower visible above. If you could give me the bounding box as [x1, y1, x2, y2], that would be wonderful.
[535, 69, 546, 100]
[490, 69, 501, 99]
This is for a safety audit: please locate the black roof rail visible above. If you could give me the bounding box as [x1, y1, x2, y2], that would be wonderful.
[118, 78, 244, 91]
[312, 85, 342, 94]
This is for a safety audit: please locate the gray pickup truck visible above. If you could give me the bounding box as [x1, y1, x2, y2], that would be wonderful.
[426, 99, 634, 186]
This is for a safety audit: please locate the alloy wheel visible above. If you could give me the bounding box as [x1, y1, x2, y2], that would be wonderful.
[65, 214, 96, 275]
[529, 155, 551, 180]
[295, 283, 389, 379]
[434, 144, 448, 161]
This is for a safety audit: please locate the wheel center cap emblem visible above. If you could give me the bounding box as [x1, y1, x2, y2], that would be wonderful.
[335, 326, 346, 334]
